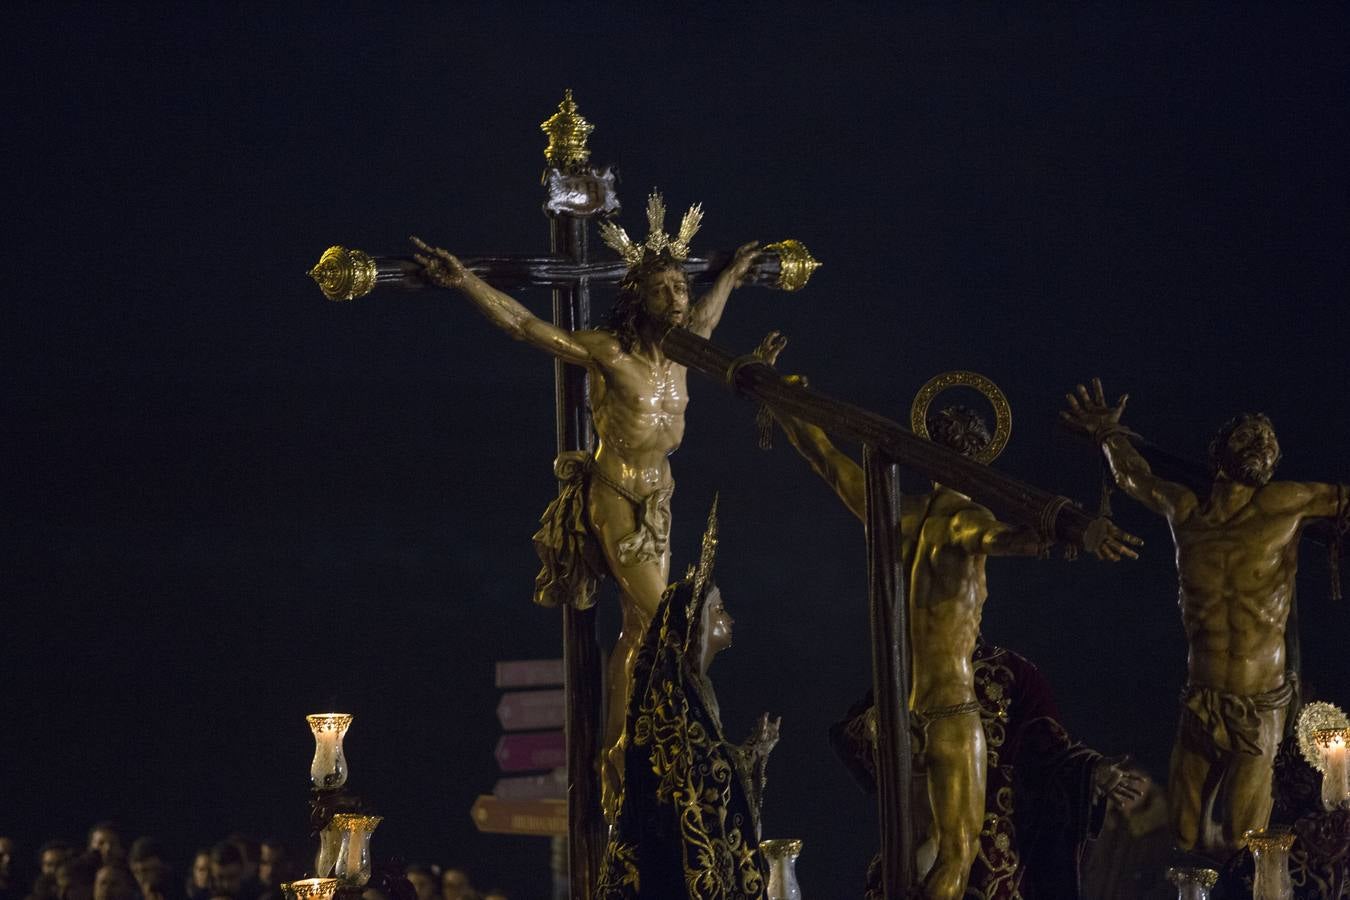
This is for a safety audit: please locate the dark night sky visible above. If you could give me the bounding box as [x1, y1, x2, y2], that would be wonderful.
[6, 4, 1350, 896]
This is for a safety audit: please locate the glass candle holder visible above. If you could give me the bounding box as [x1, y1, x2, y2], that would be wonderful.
[314, 819, 341, 878]
[759, 839, 802, 900]
[281, 879, 340, 900]
[307, 714, 352, 790]
[1245, 828, 1295, 900]
[1166, 866, 1218, 900]
[1312, 727, 1350, 810]
[331, 814, 382, 886]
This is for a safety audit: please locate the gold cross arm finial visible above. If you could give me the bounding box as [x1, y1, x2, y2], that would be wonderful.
[541, 89, 594, 171]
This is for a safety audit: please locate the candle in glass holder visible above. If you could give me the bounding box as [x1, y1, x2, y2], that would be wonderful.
[281, 879, 340, 900]
[760, 839, 803, 900]
[306, 714, 353, 789]
[1312, 727, 1350, 810]
[331, 814, 382, 886]
[1166, 866, 1217, 900]
[314, 819, 340, 878]
[1244, 828, 1295, 900]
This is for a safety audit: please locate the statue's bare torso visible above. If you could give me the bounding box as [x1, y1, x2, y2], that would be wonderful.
[902, 488, 990, 712]
[1172, 487, 1305, 695]
[587, 340, 688, 498]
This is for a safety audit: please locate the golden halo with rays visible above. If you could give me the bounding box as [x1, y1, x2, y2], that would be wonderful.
[910, 370, 1012, 465]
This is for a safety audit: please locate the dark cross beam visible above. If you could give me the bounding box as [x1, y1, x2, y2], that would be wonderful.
[662, 327, 1110, 546]
[307, 245, 820, 302]
[309, 91, 819, 899]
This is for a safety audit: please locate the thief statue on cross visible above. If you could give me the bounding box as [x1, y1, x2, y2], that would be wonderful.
[412, 193, 761, 821]
[1061, 377, 1350, 859]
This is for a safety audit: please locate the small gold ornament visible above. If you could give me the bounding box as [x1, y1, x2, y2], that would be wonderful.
[308, 246, 377, 302]
[540, 89, 594, 171]
[763, 239, 821, 292]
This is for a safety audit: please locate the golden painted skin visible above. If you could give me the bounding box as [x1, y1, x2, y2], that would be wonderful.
[411, 236, 761, 820]
[1062, 377, 1348, 858]
[774, 412, 1138, 900]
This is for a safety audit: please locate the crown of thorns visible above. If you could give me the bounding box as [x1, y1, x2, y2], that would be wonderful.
[598, 191, 703, 267]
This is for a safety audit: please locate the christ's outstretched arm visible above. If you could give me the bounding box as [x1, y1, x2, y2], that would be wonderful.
[412, 236, 612, 366]
[688, 241, 761, 338]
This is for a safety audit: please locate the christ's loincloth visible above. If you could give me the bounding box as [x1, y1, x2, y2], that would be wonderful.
[532, 451, 672, 609]
[911, 700, 984, 762]
[1177, 680, 1295, 759]
[847, 699, 982, 769]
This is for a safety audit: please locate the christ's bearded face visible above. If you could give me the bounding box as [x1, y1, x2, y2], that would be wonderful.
[640, 268, 690, 328]
[1220, 417, 1280, 486]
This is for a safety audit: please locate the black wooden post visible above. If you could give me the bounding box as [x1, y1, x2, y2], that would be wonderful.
[545, 155, 605, 900]
[863, 448, 915, 898]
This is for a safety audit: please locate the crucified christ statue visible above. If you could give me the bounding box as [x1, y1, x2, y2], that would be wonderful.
[776, 396, 1140, 900]
[411, 194, 761, 821]
[1061, 377, 1349, 859]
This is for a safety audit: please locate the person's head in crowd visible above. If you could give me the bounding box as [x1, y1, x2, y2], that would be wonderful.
[39, 843, 73, 879]
[224, 836, 258, 885]
[187, 850, 211, 897]
[403, 866, 435, 900]
[440, 869, 470, 900]
[256, 841, 288, 889]
[127, 838, 168, 899]
[56, 853, 100, 900]
[209, 843, 245, 899]
[0, 836, 16, 888]
[91, 865, 135, 900]
[85, 827, 122, 867]
[482, 892, 508, 900]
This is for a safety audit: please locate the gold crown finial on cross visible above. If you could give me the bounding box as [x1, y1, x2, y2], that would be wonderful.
[541, 89, 594, 171]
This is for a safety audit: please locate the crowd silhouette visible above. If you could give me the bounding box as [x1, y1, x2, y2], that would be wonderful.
[0, 826, 510, 900]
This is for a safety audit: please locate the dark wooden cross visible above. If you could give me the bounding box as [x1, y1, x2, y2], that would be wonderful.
[309, 90, 821, 899]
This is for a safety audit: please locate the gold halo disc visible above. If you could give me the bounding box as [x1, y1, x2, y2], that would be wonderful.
[910, 370, 1012, 465]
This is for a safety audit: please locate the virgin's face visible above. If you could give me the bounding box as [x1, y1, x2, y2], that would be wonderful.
[702, 586, 733, 656]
